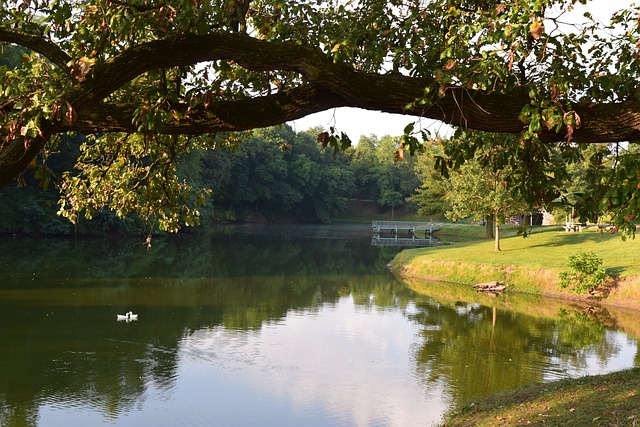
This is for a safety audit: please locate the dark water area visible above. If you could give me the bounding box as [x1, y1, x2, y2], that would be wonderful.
[0, 224, 637, 426]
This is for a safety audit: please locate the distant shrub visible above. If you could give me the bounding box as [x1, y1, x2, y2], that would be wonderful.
[559, 251, 608, 294]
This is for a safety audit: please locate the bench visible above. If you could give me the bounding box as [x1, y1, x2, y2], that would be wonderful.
[562, 222, 587, 232]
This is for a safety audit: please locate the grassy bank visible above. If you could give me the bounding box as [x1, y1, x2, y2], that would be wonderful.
[392, 226, 640, 426]
[390, 225, 640, 309]
[441, 368, 640, 426]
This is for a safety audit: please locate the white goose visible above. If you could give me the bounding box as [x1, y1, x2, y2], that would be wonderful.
[116, 311, 139, 322]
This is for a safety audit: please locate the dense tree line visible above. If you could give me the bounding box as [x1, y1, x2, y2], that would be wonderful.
[0, 125, 420, 234]
[198, 126, 357, 223]
[2, 112, 634, 240]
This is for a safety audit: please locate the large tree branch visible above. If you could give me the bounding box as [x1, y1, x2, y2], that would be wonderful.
[8, 30, 640, 143]
[66, 84, 345, 134]
[3, 32, 640, 188]
[0, 123, 60, 188]
[68, 32, 640, 143]
[0, 28, 71, 71]
[67, 82, 640, 145]
[68, 32, 328, 110]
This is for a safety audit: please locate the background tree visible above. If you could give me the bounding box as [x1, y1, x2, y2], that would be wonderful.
[415, 132, 543, 251]
[2, 1, 640, 232]
[548, 142, 640, 232]
[346, 135, 381, 207]
[0, 43, 27, 68]
[408, 140, 450, 220]
[194, 125, 357, 223]
[549, 143, 612, 225]
[373, 135, 420, 219]
[444, 158, 528, 251]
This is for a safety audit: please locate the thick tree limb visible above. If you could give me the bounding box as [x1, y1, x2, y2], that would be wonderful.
[25, 31, 640, 144]
[0, 123, 59, 188]
[3, 31, 640, 188]
[67, 82, 640, 145]
[0, 28, 71, 71]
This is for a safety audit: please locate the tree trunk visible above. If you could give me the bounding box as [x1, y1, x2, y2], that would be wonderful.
[494, 213, 501, 252]
[485, 215, 494, 239]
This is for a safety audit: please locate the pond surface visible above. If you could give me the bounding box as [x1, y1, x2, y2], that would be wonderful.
[0, 224, 638, 426]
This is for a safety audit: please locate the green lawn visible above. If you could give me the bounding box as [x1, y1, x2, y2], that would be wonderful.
[390, 224, 640, 306]
[395, 226, 640, 426]
[442, 368, 640, 426]
[419, 225, 638, 272]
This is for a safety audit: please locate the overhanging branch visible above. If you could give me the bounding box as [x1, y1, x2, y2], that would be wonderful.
[3, 31, 640, 189]
[6, 29, 640, 144]
[67, 83, 640, 144]
[0, 28, 71, 71]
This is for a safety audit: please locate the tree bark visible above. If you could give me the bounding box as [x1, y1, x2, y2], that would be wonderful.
[494, 213, 501, 252]
[485, 215, 494, 240]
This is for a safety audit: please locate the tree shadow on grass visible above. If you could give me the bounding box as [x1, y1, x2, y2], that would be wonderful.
[446, 368, 640, 426]
[587, 275, 627, 302]
[541, 231, 618, 247]
[505, 228, 628, 254]
[606, 266, 626, 277]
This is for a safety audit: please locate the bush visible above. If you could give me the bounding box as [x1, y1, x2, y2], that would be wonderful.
[558, 251, 608, 294]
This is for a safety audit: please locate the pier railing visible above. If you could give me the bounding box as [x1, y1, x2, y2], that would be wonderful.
[371, 220, 442, 246]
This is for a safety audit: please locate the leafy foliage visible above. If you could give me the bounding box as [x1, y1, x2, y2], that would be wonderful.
[415, 132, 536, 250]
[58, 133, 209, 232]
[0, 124, 421, 232]
[559, 251, 608, 294]
[1, 1, 640, 232]
[408, 140, 450, 218]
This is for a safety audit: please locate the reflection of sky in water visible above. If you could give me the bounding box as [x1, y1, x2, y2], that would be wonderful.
[171, 296, 450, 426]
[36, 296, 449, 426]
[33, 295, 639, 427]
[546, 331, 638, 381]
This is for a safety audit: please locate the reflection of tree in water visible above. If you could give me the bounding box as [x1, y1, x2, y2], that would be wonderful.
[0, 303, 186, 426]
[0, 230, 630, 425]
[554, 308, 619, 370]
[0, 394, 39, 427]
[407, 298, 618, 408]
[0, 226, 396, 283]
[0, 228, 407, 425]
[410, 302, 546, 405]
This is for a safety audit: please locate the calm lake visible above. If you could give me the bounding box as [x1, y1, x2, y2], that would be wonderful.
[0, 224, 638, 426]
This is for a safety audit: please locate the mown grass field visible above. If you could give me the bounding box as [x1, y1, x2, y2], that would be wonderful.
[441, 368, 640, 426]
[390, 224, 640, 426]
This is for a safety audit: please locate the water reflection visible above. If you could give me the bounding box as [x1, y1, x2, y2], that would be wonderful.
[0, 225, 637, 426]
[168, 299, 448, 426]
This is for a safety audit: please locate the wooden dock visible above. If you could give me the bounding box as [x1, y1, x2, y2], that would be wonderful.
[371, 220, 441, 247]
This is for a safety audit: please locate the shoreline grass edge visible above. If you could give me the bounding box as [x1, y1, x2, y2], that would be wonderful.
[389, 225, 640, 426]
[389, 225, 640, 310]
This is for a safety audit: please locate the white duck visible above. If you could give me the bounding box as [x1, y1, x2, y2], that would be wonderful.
[116, 311, 138, 322]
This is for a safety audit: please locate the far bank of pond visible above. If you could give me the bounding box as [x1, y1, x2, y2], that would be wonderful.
[389, 225, 640, 311]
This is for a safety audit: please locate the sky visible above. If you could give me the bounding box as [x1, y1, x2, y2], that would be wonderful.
[288, 107, 453, 143]
[288, 1, 634, 143]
